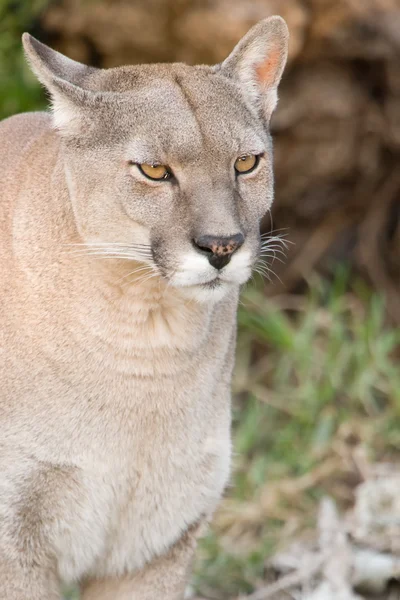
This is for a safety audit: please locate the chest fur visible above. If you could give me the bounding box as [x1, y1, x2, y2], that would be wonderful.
[44, 363, 232, 582]
[2, 306, 235, 583]
[53, 399, 232, 582]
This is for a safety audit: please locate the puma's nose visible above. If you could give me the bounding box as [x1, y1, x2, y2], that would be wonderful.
[193, 233, 245, 270]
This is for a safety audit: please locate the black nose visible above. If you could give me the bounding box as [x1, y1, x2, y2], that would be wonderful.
[193, 233, 245, 270]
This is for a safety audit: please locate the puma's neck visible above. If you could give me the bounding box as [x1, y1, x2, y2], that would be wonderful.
[67, 258, 214, 354]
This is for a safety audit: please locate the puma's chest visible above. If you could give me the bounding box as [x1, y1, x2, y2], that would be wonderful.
[53, 383, 232, 582]
[7, 292, 237, 582]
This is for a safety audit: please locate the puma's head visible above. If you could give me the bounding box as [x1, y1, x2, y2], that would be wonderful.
[23, 18, 288, 303]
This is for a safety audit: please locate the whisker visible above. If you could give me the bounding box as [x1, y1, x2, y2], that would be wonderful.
[261, 235, 291, 245]
[254, 262, 272, 274]
[261, 238, 294, 249]
[64, 242, 151, 249]
[260, 246, 288, 256]
[63, 249, 152, 260]
[265, 208, 275, 240]
[64, 246, 152, 255]
[115, 265, 154, 285]
[254, 238, 288, 282]
[255, 265, 282, 284]
[260, 243, 290, 254]
[63, 255, 152, 262]
[121, 272, 159, 289]
[65, 255, 152, 262]
[261, 235, 290, 242]
[254, 267, 272, 282]
[260, 228, 290, 238]
[62, 242, 153, 261]
[259, 246, 288, 255]
[260, 255, 285, 265]
[259, 253, 287, 264]
[260, 235, 292, 248]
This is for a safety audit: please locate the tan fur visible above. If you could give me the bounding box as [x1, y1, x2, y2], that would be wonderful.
[0, 17, 288, 599]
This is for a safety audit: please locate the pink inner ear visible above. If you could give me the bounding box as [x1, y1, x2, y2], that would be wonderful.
[256, 47, 281, 88]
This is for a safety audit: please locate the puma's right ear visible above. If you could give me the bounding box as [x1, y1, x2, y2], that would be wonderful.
[22, 33, 99, 134]
[218, 16, 289, 122]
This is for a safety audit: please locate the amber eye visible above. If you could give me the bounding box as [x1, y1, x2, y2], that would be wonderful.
[137, 163, 172, 181]
[234, 154, 260, 175]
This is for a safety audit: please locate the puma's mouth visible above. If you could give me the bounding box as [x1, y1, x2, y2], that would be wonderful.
[152, 245, 255, 303]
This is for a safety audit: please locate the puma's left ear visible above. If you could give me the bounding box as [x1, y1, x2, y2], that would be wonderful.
[218, 16, 289, 121]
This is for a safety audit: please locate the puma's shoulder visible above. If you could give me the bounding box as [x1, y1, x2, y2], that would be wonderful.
[0, 111, 52, 173]
[0, 112, 56, 258]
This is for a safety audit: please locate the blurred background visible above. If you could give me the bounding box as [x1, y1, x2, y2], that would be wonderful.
[2, 1, 400, 598]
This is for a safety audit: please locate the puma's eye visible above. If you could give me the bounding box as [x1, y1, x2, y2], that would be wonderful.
[137, 163, 172, 181]
[234, 154, 260, 175]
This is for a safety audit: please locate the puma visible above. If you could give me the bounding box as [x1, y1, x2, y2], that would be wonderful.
[0, 17, 288, 599]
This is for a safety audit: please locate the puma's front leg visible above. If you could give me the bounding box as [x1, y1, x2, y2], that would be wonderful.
[81, 521, 204, 600]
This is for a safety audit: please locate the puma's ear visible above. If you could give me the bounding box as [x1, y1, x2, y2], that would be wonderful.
[218, 16, 289, 122]
[22, 33, 99, 134]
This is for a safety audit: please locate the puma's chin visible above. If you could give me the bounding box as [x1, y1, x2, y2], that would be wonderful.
[169, 268, 253, 304]
[174, 267, 253, 303]
[176, 279, 233, 304]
